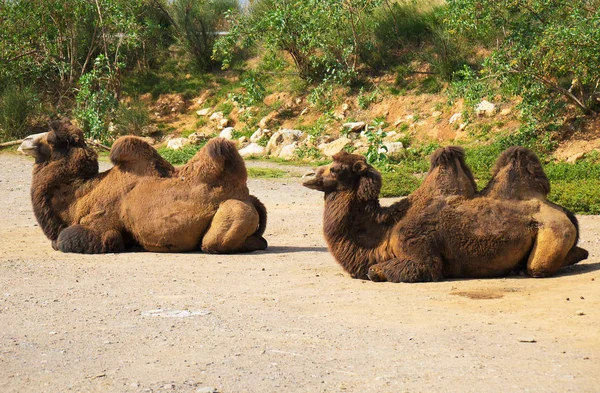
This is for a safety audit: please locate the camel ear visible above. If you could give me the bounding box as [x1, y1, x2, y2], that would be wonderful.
[353, 160, 368, 174]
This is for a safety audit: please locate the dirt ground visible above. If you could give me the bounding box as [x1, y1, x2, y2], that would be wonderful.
[1, 153, 599, 393]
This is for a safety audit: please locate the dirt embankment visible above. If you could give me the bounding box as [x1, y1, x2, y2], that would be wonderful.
[1, 154, 599, 393]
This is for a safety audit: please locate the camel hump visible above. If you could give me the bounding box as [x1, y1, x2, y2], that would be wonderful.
[426, 146, 477, 197]
[204, 138, 246, 175]
[110, 136, 175, 177]
[430, 146, 467, 169]
[248, 195, 267, 237]
[482, 146, 550, 199]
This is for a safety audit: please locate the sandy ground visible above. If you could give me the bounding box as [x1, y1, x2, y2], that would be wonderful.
[0, 153, 599, 393]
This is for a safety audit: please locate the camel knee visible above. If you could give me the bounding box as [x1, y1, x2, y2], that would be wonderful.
[56, 225, 124, 254]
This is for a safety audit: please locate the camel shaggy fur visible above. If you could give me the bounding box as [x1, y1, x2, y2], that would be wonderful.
[19, 118, 267, 254]
[303, 148, 588, 282]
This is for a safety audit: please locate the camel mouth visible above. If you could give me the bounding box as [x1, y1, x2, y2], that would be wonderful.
[302, 173, 322, 190]
[18, 132, 48, 156]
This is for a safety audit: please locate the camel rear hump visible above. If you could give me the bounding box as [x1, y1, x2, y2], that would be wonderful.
[481, 146, 550, 199]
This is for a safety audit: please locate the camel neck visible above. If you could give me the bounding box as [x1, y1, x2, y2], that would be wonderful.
[31, 151, 99, 240]
[322, 191, 405, 279]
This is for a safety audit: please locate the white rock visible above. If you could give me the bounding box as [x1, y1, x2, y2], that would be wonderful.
[278, 143, 298, 159]
[500, 108, 512, 116]
[342, 122, 366, 133]
[432, 111, 443, 117]
[380, 142, 404, 158]
[449, 113, 462, 124]
[383, 131, 398, 142]
[250, 128, 269, 143]
[405, 114, 415, 122]
[188, 133, 206, 145]
[238, 136, 249, 144]
[476, 100, 497, 117]
[209, 111, 224, 121]
[566, 152, 585, 164]
[166, 138, 190, 150]
[266, 129, 304, 157]
[319, 137, 352, 157]
[218, 118, 229, 130]
[196, 108, 211, 116]
[219, 127, 235, 140]
[238, 143, 266, 157]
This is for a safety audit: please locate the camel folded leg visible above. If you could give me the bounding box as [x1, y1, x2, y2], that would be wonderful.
[55, 225, 124, 254]
[201, 199, 267, 254]
[367, 254, 443, 283]
[527, 216, 577, 278]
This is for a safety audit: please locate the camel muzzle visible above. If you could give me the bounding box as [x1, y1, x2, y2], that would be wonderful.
[18, 132, 48, 156]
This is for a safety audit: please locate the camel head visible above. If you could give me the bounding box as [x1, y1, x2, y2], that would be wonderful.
[18, 118, 88, 163]
[303, 151, 382, 199]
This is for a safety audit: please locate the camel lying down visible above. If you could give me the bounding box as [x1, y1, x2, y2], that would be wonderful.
[303, 147, 588, 282]
[19, 118, 267, 254]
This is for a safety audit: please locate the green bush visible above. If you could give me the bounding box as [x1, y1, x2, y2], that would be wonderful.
[171, 0, 238, 71]
[380, 168, 422, 197]
[0, 85, 39, 141]
[113, 99, 150, 136]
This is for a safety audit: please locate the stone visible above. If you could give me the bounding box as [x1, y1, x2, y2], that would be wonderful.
[250, 128, 271, 143]
[166, 138, 190, 150]
[342, 122, 366, 133]
[209, 111, 224, 122]
[188, 133, 207, 145]
[476, 100, 497, 117]
[219, 127, 235, 140]
[259, 111, 278, 128]
[238, 143, 266, 157]
[196, 387, 218, 393]
[218, 118, 229, 130]
[383, 131, 398, 142]
[380, 142, 404, 159]
[266, 129, 304, 157]
[432, 111, 443, 117]
[449, 113, 462, 124]
[500, 108, 512, 116]
[196, 108, 211, 116]
[238, 136, 249, 144]
[318, 137, 352, 157]
[566, 152, 585, 164]
[140, 124, 159, 136]
[278, 143, 298, 159]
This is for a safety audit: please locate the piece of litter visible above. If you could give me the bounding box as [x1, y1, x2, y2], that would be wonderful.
[518, 338, 537, 343]
[141, 309, 211, 318]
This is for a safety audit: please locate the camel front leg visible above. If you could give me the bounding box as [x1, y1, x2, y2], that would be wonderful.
[55, 225, 125, 254]
[201, 199, 267, 254]
[367, 254, 444, 283]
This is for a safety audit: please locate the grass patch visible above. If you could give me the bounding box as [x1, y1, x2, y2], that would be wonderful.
[247, 167, 288, 178]
[157, 144, 203, 165]
[380, 168, 423, 197]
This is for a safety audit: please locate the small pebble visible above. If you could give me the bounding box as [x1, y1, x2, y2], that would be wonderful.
[576, 310, 585, 316]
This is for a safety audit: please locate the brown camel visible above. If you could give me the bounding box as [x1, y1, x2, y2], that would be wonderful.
[19, 118, 267, 254]
[302, 148, 588, 282]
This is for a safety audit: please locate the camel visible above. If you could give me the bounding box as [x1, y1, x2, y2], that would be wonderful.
[19, 118, 267, 254]
[302, 148, 588, 282]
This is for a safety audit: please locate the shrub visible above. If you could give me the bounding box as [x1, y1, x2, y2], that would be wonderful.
[0, 85, 39, 141]
[171, 0, 239, 71]
[113, 99, 150, 136]
[158, 144, 204, 165]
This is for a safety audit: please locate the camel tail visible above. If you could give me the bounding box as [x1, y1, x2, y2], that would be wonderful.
[249, 195, 267, 237]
